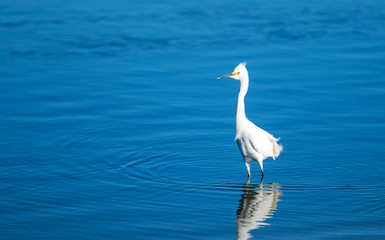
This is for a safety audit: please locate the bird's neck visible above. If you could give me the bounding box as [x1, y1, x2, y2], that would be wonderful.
[236, 77, 249, 124]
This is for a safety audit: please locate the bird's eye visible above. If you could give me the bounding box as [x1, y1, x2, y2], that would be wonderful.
[233, 72, 240, 75]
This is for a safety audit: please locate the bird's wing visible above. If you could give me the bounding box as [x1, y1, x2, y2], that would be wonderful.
[247, 121, 280, 159]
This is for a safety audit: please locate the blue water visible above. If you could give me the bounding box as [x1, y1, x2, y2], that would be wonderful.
[1, 0, 385, 239]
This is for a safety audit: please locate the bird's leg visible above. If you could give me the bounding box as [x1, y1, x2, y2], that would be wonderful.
[257, 159, 264, 179]
[260, 171, 264, 181]
[245, 161, 251, 177]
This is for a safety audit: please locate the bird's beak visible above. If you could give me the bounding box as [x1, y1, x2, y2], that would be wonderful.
[217, 71, 240, 79]
[217, 73, 235, 79]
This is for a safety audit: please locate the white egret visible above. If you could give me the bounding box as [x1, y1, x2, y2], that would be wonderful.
[218, 62, 282, 177]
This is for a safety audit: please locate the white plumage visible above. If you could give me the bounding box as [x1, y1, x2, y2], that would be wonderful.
[218, 62, 282, 177]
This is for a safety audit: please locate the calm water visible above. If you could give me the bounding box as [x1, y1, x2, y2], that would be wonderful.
[1, 0, 385, 239]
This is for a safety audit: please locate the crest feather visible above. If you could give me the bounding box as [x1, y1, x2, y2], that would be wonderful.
[238, 61, 247, 67]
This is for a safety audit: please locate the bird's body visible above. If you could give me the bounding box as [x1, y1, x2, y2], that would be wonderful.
[235, 117, 282, 177]
[218, 62, 282, 177]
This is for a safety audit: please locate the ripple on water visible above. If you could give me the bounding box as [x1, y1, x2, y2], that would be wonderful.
[116, 147, 285, 239]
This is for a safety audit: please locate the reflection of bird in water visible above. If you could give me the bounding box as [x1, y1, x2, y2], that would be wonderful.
[236, 181, 282, 240]
[218, 63, 282, 177]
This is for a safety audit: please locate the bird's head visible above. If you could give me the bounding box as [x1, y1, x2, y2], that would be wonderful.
[217, 62, 248, 81]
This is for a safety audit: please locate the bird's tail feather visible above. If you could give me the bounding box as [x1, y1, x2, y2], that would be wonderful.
[271, 138, 283, 159]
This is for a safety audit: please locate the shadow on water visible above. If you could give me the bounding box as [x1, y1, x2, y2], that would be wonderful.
[236, 180, 282, 240]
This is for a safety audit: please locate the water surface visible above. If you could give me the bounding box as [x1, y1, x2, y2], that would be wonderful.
[1, 0, 385, 239]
